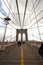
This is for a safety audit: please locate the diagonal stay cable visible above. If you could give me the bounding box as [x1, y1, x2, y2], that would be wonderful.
[16, 0, 21, 28]
[0, 16, 17, 29]
[5, 35, 16, 41]
[0, 26, 12, 29]
[23, 0, 37, 26]
[7, 0, 19, 26]
[7, 0, 18, 29]
[0, 1, 17, 42]
[2, 0, 18, 26]
[27, 17, 43, 29]
[2, 0, 16, 25]
[29, 0, 41, 16]
[30, 34, 41, 40]
[32, 0, 42, 41]
[22, 0, 28, 28]
[24, 10, 43, 27]
[30, 0, 37, 13]
[24, 0, 41, 27]
[7, 0, 12, 16]
[28, 26, 43, 29]
[28, 4, 34, 40]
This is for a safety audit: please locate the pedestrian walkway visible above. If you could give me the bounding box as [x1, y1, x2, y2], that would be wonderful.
[0, 43, 43, 65]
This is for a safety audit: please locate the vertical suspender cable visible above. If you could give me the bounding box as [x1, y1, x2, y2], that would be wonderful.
[2, 0, 18, 26]
[7, 0, 19, 26]
[16, 0, 21, 28]
[3, 0, 12, 42]
[31, 0, 42, 41]
[22, 0, 28, 29]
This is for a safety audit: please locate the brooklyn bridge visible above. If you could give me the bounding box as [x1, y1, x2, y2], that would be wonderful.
[0, 0, 43, 65]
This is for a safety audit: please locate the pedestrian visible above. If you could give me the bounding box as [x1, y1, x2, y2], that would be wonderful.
[38, 44, 43, 58]
[17, 41, 21, 47]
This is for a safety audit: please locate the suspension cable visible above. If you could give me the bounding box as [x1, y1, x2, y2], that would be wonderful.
[30, 0, 37, 13]
[28, 4, 34, 40]
[28, 25, 43, 29]
[23, 0, 37, 26]
[0, 16, 17, 29]
[16, 0, 21, 28]
[7, 0, 19, 26]
[24, 10, 43, 27]
[30, 33, 41, 40]
[7, 0, 12, 16]
[22, 0, 28, 28]
[29, 0, 41, 16]
[24, 0, 41, 27]
[2, 0, 18, 26]
[31, 0, 42, 41]
[7, 0, 19, 29]
[27, 16, 43, 29]
[29, 15, 34, 40]
[0, 25, 12, 29]
[5, 36, 16, 41]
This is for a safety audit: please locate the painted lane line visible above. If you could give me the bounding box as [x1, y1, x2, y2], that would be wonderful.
[21, 45, 24, 65]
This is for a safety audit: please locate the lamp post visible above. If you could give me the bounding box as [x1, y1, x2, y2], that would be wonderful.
[3, 16, 11, 42]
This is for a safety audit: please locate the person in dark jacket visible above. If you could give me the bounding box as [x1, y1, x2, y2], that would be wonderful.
[17, 41, 21, 47]
[38, 44, 43, 57]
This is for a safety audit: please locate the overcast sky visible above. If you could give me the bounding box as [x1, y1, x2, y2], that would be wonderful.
[0, 0, 43, 42]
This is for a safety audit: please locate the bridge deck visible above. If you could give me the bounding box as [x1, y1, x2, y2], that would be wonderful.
[0, 43, 43, 65]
